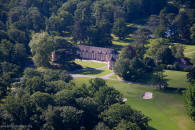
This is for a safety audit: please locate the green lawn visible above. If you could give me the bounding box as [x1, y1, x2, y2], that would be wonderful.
[73, 78, 195, 130]
[109, 74, 118, 79]
[111, 34, 134, 52]
[184, 45, 195, 53]
[73, 68, 113, 77]
[74, 59, 106, 68]
[73, 59, 113, 77]
[184, 45, 195, 58]
[164, 70, 190, 88]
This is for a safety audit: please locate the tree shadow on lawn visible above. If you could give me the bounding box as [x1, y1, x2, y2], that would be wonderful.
[147, 126, 157, 130]
[75, 68, 103, 75]
[111, 44, 124, 51]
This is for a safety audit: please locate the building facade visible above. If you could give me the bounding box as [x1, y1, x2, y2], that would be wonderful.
[76, 45, 118, 69]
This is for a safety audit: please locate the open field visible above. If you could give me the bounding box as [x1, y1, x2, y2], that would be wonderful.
[74, 59, 106, 68]
[184, 45, 195, 53]
[184, 45, 195, 58]
[73, 60, 113, 77]
[165, 70, 190, 88]
[73, 78, 195, 130]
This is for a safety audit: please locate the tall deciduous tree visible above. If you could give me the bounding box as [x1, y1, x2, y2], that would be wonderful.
[187, 67, 195, 84]
[29, 32, 77, 67]
[100, 103, 150, 129]
[112, 18, 128, 40]
[184, 85, 195, 121]
[190, 24, 195, 43]
[147, 15, 160, 33]
[134, 28, 151, 48]
[29, 32, 54, 67]
[152, 70, 168, 89]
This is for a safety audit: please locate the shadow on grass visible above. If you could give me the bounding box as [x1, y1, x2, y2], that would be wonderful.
[111, 44, 124, 51]
[147, 126, 157, 130]
[75, 68, 103, 75]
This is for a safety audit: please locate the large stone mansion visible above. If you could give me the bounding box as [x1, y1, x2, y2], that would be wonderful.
[51, 45, 118, 69]
[76, 45, 118, 69]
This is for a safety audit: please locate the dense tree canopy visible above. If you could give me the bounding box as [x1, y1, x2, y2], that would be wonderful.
[0, 0, 194, 127]
[0, 69, 150, 129]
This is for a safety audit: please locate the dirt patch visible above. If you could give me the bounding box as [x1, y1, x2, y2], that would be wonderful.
[122, 98, 127, 102]
[142, 92, 153, 99]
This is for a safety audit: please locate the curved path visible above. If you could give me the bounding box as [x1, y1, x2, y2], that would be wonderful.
[69, 60, 156, 87]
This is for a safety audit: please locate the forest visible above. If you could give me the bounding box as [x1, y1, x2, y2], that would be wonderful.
[0, 0, 195, 130]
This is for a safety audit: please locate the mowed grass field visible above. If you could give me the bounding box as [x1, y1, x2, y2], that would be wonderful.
[164, 70, 190, 88]
[73, 78, 195, 130]
[73, 60, 113, 77]
[74, 59, 106, 68]
[184, 45, 195, 58]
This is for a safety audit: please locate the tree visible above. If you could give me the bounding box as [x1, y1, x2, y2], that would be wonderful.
[174, 12, 191, 43]
[112, 18, 128, 40]
[25, 76, 46, 94]
[72, 20, 88, 43]
[171, 44, 184, 58]
[94, 86, 122, 111]
[94, 122, 111, 130]
[155, 46, 175, 65]
[190, 24, 195, 43]
[0, 39, 15, 62]
[0, 30, 8, 41]
[187, 67, 195, 84]
[26, 7, 45, 32]
[147, 15, 160, 33]
[76, 97, 98, 129]
[114, 120, 140, 130]
[134, 28, 151, 48]
[54, 90, 75, 106]
[7, 28, 27, 44]
[152, 70, 168, 89]
[43, 69, 72, 83]
[118, 45, 136, 60]
[23, 68, 42, 79]
[31, 92, 54, 109]
[123, 0, 144, 22]
[89, 19, 112, 47]
[146, 38, 166, 59]
[2, 95, 34, 125]
[184, 85, 195, 121]
[154, 9, 177, 40]
[114, 45, 149, 81]
[0, 62, 19, 99]
[114, 58, 130, 80]
[43, 106, 83, 130]
[191, 53, 195, 66]
[114, 57, 147, 81]
[29, 32, 54, 67]
[14, 43, 27, 65]
[46, 10, 73, 34]
[89, 78, 106, 95]
[59, 0, 79, 15]
[100, 103, 150, 129]
[30, 32, 77, 67]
